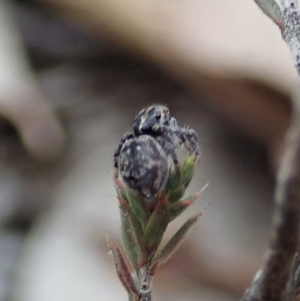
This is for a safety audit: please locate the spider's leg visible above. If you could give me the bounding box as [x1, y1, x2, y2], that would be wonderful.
[180, 125, 191, 151]
[133, 108, 146, 135]
[156, 137, 180, 173]
[153, 122, 179, 145]
[113, 132, 134, 178]
[182, 126, 200, 160]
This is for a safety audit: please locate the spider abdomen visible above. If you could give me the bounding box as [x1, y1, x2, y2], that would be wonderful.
[119, 135, 168, 200]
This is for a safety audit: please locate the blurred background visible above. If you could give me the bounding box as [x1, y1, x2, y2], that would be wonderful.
[0, 0, 297, 300]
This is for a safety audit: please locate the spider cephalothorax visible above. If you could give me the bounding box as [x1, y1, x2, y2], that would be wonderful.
[133, 105, 171, 136]
[114, 104, 199, 200]
[132, 105, 199, 158]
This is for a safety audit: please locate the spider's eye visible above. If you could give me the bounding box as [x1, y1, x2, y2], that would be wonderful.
[155, 113, 161, 120]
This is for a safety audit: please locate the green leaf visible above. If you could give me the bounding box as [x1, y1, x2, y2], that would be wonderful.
[128, 295, 135, 301]
[125, 189, 149, 228]
[164, 155, 198, 203]
[165, 182, 185, 203]
[119, 198, 148, 269]
[164, 169, 180, 193]
[143, 196, 169, 253]
[128, 211, 148, 267]
[119, 199, 139, 271]
[181, 155, 198, 187]
[115, 178, 128, 203]
[150, 213, 201, 273]
[253, 0, 284, 29]
[167, 191, 201, 222]
[115, 177, 149, 228]
[108, 240, 139, 299]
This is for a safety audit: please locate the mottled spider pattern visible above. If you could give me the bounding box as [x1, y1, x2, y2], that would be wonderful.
[114, 104, 200, 199]
[119, 135, 168, 200]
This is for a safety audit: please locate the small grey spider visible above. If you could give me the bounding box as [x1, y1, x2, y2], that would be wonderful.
[114, 104, 199, 199]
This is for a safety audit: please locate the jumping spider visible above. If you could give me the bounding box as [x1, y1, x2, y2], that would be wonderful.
[114, 104, 199, 200]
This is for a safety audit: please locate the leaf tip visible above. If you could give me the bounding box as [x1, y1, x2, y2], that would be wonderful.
[195, 213, 202, 221]
[114, 177, 125, 188]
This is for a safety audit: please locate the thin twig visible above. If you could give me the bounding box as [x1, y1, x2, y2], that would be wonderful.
[253, 0, 300, 75]
[283, 245, 300, 301]
[242, 94, 300, 301]
[138, 265, 152, 301]
[280, 0, 300, 75]
[241, 2, 300, 300]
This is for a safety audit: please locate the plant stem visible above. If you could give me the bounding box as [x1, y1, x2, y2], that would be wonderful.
[242, 95, 300, 301]
[280, 0, 300, 75]
[138, 265, 153, 301]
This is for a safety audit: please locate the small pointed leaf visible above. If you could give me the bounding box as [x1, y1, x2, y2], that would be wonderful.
[164, 155, 198, 203]
[108, 240, 139, 299]
[164, 169, 182, 198]
[119, 199, 139, 271]
[181, 155, 198, 188]
[150, 213, 201, 272]
[128, 295, 135, 301]
[115, 178, 149, 227]
[168, 191, 201, 221]
[119, 198, 148, 269]
[128, 210, 148, 267]
[115, 178, 128, 204]
[125, 189, 149, 228]
[143, 196, 169, 253]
